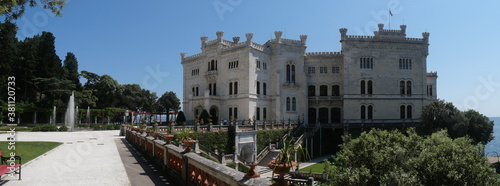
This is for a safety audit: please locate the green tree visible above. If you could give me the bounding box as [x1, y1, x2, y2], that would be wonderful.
[419, 99, 467, 138]
[36, 32, 62, 79]
[94, 75, 119, 108]
[157, 91, 180, 121]
[464, 109, 494, 144]
[0, 0, 66, 20]
[63, 52, 80, 88]
[199, 109, 210, 124]
[0, 21, 18, 101]
[176, 111, 186, 123]
[326, 129, 498, 185]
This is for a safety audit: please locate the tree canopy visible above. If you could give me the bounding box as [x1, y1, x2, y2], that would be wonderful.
[0, 0, 66, 20]
[326, 129, 498, 185]
[419, 99, 494, 144]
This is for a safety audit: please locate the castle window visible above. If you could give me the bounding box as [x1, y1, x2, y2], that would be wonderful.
[196, 87, 199, 96]
[361, 105, 366, 119]
[291, 65, 296, 83]
[360, 80, 366, 94]
[256, 81, 260, 95]
[407, 105, 412, 119]
[286, 97, 291, 111]
[308, 67, 315, 74]
[368, 105, 373, 119]
[234, 108, 238, 119]
[308, 85, 316, 96]
[406, 81, 412, 95]
[320, 67, 328, 73]
[399, 58, 412, 70]
[263, 62, 267, 70]
[320, 85, 328, 96]
[360, 57, 373, 69]
[292, 97, 297, 111]
[229, 108, 233, 118]
[286, 65, 291, 82]
[256, 107, 260, 120]
[400, 81, 405, 94]
[263, 83, 267, 95]
[234, 81, 238, 94]
[332, 67, 340, 74]
[192, 87, 195, 97]
[427, 85, 433, 96]
[263, 108, 267, 120]
[229, 60, 239, 69]
[332, 85, 340, 96]
[191, 69, 199, 76]
[209, 83, 212, 95]
[400, 105, 406, 119]
[229, 82, 233, 95]
[256, 60, 261, 69]
[368, 80, 373, 94]
[213, 83, 217, 95]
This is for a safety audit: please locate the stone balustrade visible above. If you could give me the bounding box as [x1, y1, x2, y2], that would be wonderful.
[125, 127, 271, 186]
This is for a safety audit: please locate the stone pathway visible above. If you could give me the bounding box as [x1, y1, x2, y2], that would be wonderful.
[0, 130, 171, 186]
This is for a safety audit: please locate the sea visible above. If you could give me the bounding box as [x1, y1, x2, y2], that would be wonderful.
[485, 117, 500, 155]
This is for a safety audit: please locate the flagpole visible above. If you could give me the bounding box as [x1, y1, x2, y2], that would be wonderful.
[389, 9, 391, 29]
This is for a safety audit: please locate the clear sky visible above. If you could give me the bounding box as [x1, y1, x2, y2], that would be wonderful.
[10, 0, 500, 117]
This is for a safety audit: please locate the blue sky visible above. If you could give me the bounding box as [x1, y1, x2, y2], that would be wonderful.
[11, 0, 500, 117]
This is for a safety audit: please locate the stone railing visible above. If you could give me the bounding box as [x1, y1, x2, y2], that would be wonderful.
[151, 121, 298, 133]
[125, 128, 271, 186]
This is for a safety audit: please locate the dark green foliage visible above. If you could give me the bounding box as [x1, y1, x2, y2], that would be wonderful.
[196, 131, 228, 154]
[256, 129, 287, 153]
[157, 91, 180, 120]
[63, 52, 81, 88]
[31, 124, 58, 131]
[420, 100, 494, 144]
[493, 162, 500, 174]
[199, 110, 210, 124]
[0, 0, 66, 20]
[326, 129, 499, 185]
[176, 111, 186, 123]
[0, 126, 31, 131]
[58, 125, 68, 131]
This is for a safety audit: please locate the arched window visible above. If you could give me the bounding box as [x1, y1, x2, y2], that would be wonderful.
[368, 80, 373, 94]
[406, 81, 412, 95]
[229, 82, 233, 95]
[368, 105, 373, 119]
[286, 97, 291, 111]
[360, 80, 366, 94]
[400, 105, 406, 119]
[286, 65, 291, 83]
[308, 85, 316, 96]
[256, 81, 260, 95]
[407, 105, 412, 119]
[256, 107, 260, 120]
[292, 97, 297, 111]
[332, 85, 340, 96]
[291, 65, 296, 83]
[229, 108, 233, 118]
[361, 105, 366, 119]
[320, 85, 328, 96]
[263, 83, 267, 95]
[234, 108, 238, 119]
[213, 83, 216, 95]
[234, 82, 238, 94]
[263, 108, 267, 120]
[400, 81, 405, 94]
[209, 83, 212, 95]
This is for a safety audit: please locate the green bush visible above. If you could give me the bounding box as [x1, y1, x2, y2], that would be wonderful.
[32, 124, 58, 131]
[0, 126, 32, 131]
[58, 125, 68, 131]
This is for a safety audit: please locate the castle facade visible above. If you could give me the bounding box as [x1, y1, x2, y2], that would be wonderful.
[181, 24, 437, 126]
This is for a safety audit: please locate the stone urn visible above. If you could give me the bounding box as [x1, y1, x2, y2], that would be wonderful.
[244, 164, 260, 178]
[163, 134, 174, 144]
[268, 160, 297, 186]
[183, 139, 197, 152]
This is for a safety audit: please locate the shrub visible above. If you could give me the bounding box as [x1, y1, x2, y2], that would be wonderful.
[58, 125, 68, 131]
[32, 124, 58, 131]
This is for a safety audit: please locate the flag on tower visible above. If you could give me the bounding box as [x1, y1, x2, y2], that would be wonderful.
[389, 9, 393, 16]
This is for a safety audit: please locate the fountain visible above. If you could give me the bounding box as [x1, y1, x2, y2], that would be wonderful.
[86, 106, 90, 124]
[65, 91, 75, 131]
[52, 106, 56, 125]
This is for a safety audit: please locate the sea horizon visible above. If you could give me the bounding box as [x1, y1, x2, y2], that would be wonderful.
[485, 117, 500, 156]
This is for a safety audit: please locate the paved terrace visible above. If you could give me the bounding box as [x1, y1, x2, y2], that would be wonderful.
[0, 130, 172, 186]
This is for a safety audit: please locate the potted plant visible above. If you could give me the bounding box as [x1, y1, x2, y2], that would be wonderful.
[177, 128, 197, 152]
[163, 134, 174, 144]
[267, 134, 306, 186]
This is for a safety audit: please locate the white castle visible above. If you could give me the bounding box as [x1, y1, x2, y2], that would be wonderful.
[181, 24, 437, 128]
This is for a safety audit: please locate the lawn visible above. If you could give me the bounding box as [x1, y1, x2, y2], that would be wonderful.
[0, 141, 62, 164]
[300, 162, 326, 173]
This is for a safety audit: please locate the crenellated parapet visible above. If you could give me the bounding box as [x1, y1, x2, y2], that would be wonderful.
[182, 52, 204, 62]
[340, 23, 429, 44]
[306, 52, 342, 57]
[427, 71, 438, 77]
